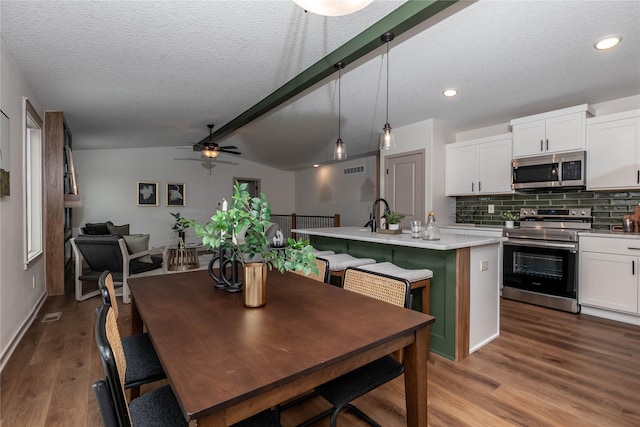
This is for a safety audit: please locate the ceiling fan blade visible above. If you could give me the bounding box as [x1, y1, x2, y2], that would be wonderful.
[221, 150, 242, 155]
[193, 145, 204, 152]
[219, 145, 238, 150]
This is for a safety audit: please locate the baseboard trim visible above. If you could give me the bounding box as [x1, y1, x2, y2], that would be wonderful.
[0, 291, 47, 372]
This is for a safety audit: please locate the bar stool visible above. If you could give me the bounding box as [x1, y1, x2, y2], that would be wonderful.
[323, 253, 376, 285]
[358, 262, 433, 315]
[359, 262, 433, 358]
[310, 247, 336, 257]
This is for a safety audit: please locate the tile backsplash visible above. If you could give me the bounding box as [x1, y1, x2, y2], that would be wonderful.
[455, 189, 640, 231]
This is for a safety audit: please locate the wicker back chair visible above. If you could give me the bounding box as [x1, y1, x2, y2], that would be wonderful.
[291, 257, 329, 283]
[297, 267, 412, 427]
[342, 267, 412, 308]
[97, 271, 166, 398]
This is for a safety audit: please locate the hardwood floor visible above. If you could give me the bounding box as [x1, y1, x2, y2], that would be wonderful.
[1, 294, 639, 426]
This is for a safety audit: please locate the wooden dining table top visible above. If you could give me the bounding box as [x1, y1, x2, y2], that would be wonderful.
[129, 269, 435, 425]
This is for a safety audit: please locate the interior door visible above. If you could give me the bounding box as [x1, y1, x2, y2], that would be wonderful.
[385, 150, 425, 228]
[234, 177, 260, 198]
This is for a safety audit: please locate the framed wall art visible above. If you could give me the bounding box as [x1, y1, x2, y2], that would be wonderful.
[1, 110, 9, 196]
[137, 181, 158, 206]
[166, 183, 185, 207]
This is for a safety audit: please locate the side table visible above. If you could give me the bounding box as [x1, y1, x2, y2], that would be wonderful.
[167, 246, 199, 271]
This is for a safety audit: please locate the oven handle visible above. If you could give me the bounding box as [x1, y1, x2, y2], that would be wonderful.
[505, 238, 578, 250]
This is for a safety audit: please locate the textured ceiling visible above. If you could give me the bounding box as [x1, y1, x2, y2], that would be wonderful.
[2, 0, 639, 171]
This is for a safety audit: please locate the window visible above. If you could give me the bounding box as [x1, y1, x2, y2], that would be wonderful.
[24, 98, 43, 265]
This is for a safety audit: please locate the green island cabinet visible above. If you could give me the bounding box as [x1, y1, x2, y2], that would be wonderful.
[298, 226, 505, 361]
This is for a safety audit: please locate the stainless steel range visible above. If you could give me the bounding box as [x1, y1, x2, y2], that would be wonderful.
[502, 208, 592, 313]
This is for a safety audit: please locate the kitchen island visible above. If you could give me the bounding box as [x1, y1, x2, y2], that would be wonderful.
[293, 226, 506, 361]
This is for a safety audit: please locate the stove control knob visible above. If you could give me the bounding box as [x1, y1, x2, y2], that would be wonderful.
[522, 210, 529, 216]
[571, 209, 577, 216]
[530, 209, 536, 216]
[581, 210, 587, 216]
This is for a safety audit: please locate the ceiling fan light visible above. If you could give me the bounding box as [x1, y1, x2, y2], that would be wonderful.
[292, 0, 373, 16]
[379, 123, 396, 150]
[333, 138, 347, 160]
[202, 149, 219, 158]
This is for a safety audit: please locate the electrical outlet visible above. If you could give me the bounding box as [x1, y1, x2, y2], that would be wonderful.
[480, 259, 489, 271]
[488, 204, 495, 214]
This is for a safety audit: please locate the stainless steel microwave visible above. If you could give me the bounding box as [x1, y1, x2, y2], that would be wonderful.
[512, 151, 586, 190]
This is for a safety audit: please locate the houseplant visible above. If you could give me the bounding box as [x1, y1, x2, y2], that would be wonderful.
[501, 211, 519, 229]
[170, 212, 190, 247]
[180, 181, 318, 306]
[384, 211, 406, 230]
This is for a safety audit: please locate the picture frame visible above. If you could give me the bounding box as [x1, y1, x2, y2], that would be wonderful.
[166, 183, 186, 207]
[137, 181, 158, 206]
[1, 110, 10, 196]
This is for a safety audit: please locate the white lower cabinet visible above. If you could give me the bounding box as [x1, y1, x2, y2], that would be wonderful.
[580, 235, 640, 318]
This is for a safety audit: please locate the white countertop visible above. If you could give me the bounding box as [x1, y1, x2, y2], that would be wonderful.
[293, 226, 507, 250]
[580, 230, 640, 239]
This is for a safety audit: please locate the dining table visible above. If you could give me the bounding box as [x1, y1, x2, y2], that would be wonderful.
[128, 268, 435, 426]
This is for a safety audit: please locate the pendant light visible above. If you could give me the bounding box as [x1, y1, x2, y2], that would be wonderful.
[333, 62, 347, 160]
[380, 32, 396, 151]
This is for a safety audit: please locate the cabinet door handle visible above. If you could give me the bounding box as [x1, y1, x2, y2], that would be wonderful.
[627, 247, 640, 250]
[637, 170, 639, 184]
[471, 182, 474, 192]
[546, 139, 549, 151]
[540, 139, 543, 152]
[633, 260, 635, 275]
[478, 181, 482, 192]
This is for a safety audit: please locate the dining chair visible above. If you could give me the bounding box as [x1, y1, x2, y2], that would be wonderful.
[94, 303, 281, 427]
[291, 257, 329, 283]
[297, 267, 412, 427]
[98, 271, 165, 398]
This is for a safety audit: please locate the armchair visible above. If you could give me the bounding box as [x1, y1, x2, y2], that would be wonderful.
[70, 234, 166, 303]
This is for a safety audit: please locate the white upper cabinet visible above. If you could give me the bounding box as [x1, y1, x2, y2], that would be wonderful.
[586, 110, 640, 191]
[511, 104, 593, 158]
[446, 133, 513, 196]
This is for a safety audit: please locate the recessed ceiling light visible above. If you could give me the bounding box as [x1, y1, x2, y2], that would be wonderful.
[443, 89, 458, 97]
[313, 164, 319, 168]
[595, 36, 621, 50]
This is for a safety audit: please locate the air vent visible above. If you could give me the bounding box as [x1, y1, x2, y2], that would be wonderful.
[343, 165, 365, 175]
[42, 312, 62, 322]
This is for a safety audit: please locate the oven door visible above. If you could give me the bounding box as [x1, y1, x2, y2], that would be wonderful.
[503, 239, 578, 299]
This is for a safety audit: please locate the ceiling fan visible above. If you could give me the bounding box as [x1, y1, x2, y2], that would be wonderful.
[192, 124, 241, 158]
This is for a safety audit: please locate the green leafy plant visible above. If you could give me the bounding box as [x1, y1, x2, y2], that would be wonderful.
[180, 181, 319, 275]
[501, 211, 519, 221]
[170, 212, 190, 233]
[384, 210, 406, 224]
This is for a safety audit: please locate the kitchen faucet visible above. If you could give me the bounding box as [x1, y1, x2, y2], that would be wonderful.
[364, 198, 390, 232]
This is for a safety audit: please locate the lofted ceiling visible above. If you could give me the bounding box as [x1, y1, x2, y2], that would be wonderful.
[2, 0, 639, 171]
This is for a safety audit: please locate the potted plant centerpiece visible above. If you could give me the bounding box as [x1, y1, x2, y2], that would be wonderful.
[180, 182, 318, 307]
[384, 211, 406, 230]
[170, 212, 189, 247]
[502, 211, 519, 229]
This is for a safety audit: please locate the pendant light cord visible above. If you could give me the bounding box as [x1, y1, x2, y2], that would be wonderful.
[385, 39, 390, 124]
[338, 65, 341, 138]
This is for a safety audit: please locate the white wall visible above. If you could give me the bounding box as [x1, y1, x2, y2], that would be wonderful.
[0, 39, 47, 369]
[294, 155, 377, 226]
[72, 147, 295, 247]
[379, 118, 456, 225]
